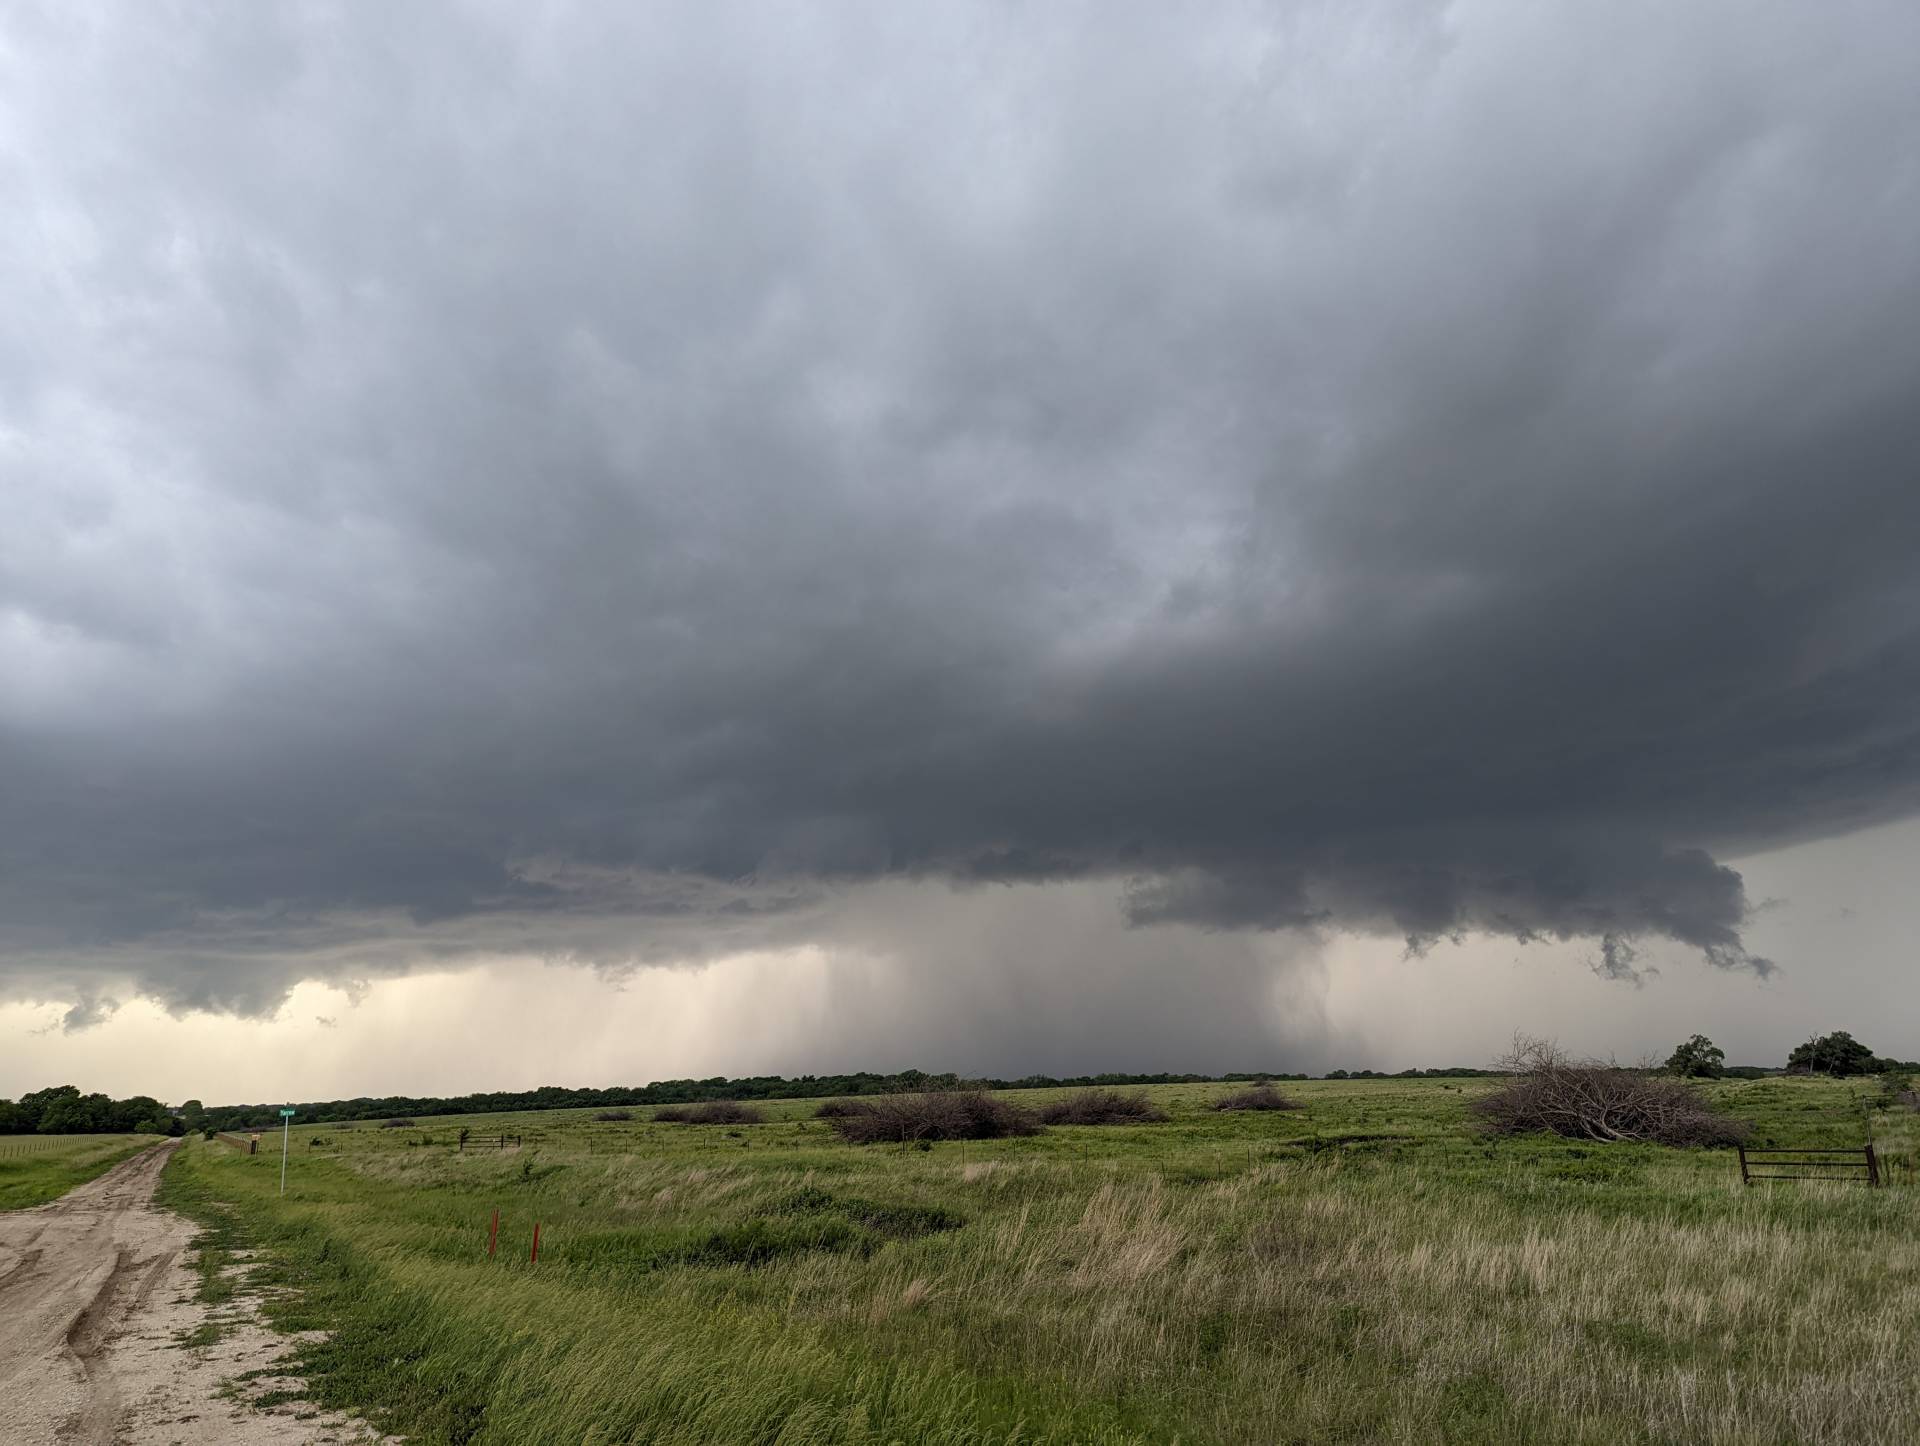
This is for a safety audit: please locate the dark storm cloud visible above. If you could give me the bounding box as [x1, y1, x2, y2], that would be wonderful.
[4, 1, 1920, 1018]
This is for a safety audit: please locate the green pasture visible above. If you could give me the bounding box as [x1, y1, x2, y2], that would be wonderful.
[158, 1076, 1920, 1444]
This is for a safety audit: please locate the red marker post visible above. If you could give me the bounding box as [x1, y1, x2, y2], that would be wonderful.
[530, 1221, 542, 1264]
[487, 1209, 499, 1259]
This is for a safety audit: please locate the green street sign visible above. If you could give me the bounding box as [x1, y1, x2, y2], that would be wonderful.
[279, 1108, 296, 1118]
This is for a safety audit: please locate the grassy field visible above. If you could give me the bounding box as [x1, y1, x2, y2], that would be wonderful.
[159, 1077, 1920, 1444]
[0, 1133, 157, 1210]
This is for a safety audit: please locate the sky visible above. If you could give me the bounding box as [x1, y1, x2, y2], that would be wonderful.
[3, 2, 1918, 1103]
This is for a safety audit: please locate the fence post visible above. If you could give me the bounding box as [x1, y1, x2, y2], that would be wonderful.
[1737, 1143, 1749, 1186]
[1865, 1143, 1880, 1188]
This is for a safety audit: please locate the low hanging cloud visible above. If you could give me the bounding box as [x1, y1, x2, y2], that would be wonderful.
[4, 2, 1920, 1026]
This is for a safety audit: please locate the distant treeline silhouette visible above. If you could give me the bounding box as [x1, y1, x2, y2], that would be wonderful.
[24, 1047, 1903, 1135]
[192, 1066, 1521, 1131]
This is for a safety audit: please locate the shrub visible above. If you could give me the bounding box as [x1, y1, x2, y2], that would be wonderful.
[380, 1118, 416, 1129]
[1036, 1089, 1168, 1125]
[1473, 1036, 1748, 1147]
[813, 1098, 870, 1119]
[1213, 1084, 1301, 1112]
[653, 1101, 764, 1125]
[1878, 1074, 1920, 1111]
[827, 1090, 1040, 1145]
[592, 1109, 632, 1122]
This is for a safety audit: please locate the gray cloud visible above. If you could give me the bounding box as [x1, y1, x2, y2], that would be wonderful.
[4, 2, 1920, 1025]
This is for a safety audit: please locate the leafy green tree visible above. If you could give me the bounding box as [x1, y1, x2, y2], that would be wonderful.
[1787, 1031, 1877, 1077]
[1664, 1035, 1726, 1078]
[18, 1085, 78, 1132]
[112, 1095, 166, 1132]
[5, 1085, 190, 1135]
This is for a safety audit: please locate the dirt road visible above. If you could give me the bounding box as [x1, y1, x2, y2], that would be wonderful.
[0, 1141, 388, 1445]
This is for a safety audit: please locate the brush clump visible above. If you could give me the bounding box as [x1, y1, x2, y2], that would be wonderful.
[652, 1101, 765, 1125]
[1212, 1085, 1301, 1113]
[1472, 1035, 1749, 1147]
[826, 1090, 1041, 1144]
[812, 1098, 871, 1119]
[1036, 1089, 1168, 1125]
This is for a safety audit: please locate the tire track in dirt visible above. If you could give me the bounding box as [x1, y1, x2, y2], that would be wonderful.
[65, 1245, 137, 1444]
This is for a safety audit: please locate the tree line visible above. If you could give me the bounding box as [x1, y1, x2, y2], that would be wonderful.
[1664, 1030, 1918, 1079]
[149, 1066, 1553, 1130]
[0, 1084, 185, 1136]
[7, 1033, 1913, 1133]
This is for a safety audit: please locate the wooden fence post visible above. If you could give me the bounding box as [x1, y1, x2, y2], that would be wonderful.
[1865, 1142, 1880, 1188]
[1737, 1143, 1749, 1186]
